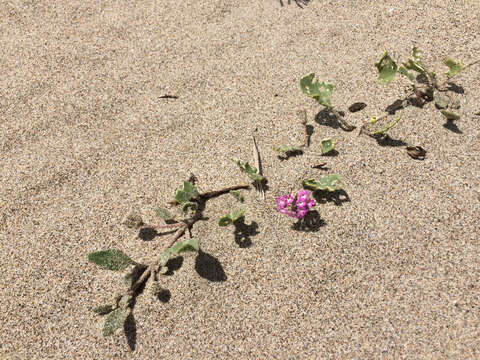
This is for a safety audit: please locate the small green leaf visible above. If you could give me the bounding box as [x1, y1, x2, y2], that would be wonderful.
[236, 160, 264, 181]
[102, 308, 128, 337]
[230, 190, 244, 202]
[88, 249, 134, 271]
[218, 216, 233, 227]
[398, 65, 415, 82]
[272, 145, 300, 153]
[123, 272, 134, 287]
[320, 139, 335, 154]
[375, 52, 398, 84]
[230, 208, 245, 222]
[181, 201, 197, 213]
[183, 181, 199, 200]
[302, 174, 344, 192]
[299, 73, 334, 107]
[402, 48, 427, 77]
[444, 58, 462, 78]
[373, 117, 400, 135]
[92, 304, 114, 315]
[168, 238, 200, 255]
[175, 190, 189, 204]
[155, 207, 173, 221]
[158, 266, 168, 275]
[158, 252, 171, 269]
[440, 110, 460, 120]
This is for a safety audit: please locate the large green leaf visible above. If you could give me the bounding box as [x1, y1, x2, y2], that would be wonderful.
[302, 174, 343, 192]
[88, 249, 134, 271]
[444, 58, 462, 78]
[375, 52, 398, 84]
[299, 73, 334, 107]
[168, 238, 200, 255]
[102, 308, 128, 337]
[183, 181, 199, 200]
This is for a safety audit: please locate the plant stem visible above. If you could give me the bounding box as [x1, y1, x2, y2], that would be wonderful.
[128, 224, 187, 296]
[141, 223, 185, 231]
[168, 184, 251, 205]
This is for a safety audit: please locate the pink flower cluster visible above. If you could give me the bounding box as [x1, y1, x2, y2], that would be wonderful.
[276, 189, 316, 219]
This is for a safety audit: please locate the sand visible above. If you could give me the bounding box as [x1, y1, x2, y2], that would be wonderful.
[1, 0, 479, 358]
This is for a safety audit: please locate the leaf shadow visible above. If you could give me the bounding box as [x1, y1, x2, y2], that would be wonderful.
[279, 0, 310, 8]
[313, 189, 350, 206]
[322, 149, 339, 157]
[156, 288, 171, 303]
[291, 210, 326, 232]
[124, 311, 136, 351]
[277, 149, 304, 161]
[443, 120, 462, 134]
[138, 227, 177, 241]
[371, 134, 407, 147]
[233, 218, 259, 248]
[315, 108, 345, 129]
[446, 82, 465, 94]
[163, 256, 184, 275]
[254, 178, 269, 195]
[195, 250, 227, 282]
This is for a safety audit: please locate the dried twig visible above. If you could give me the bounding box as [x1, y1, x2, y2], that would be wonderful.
[168, 183, 250, 205]
[252, 131, 266, 200]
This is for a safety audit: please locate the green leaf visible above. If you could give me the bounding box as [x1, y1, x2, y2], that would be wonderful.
[155, 207, 173, 221]
[181, 201, 198, 213]
[398, 65, 415, 82]
[433, 92, 450, 109]
[440, 110, 460, 120]
[183, 181, 199, 199]
[218, 216, 233, 227]
[444, 58, 462, 78]
[272, 145, 300, 153]
[88, 249, 134, 271]
[302, 174, 344, 192]
[402, 48, 427, 77]
[123, 272, 134, 287]
[236, 160, 264, 182]
[373, 117, 400, 135]
[230, 208, 245, 222]
[299, 73, 334, 107]
[102, 308, 128, 337]
[168, 238, 200, 255]
[158, 266, 168, 275]
[375, 52, 398, 84]
[230, 190, 244, 202]
[175, 190, 189, 204]
[320, 139, 335, 154]
[92, 304, 114, 315]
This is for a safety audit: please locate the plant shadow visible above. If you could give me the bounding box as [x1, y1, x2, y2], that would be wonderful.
[291, 210, 326, 232]
[254, 178, 269, 195]
[279, 0, 310, 8]
[446, 82, 465, 94]
[322, 149, 339, 157]
[138, 227, 178, 241]
[195, 250, 227, 282]
[313, 189, 350, 206]
[277, 149, 304, 161]
[233, 218, 259, 248]
[124, 310, 136, 351]
[443, 120, 462, 134]
[371, 134, 407, 147]
[315, 108, 345, 129]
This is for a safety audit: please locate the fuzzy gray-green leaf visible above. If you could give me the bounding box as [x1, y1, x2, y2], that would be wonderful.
[444, 58, 462, 78]
[230, 190, 244, 203]
[168, 238, 200, 255]
[88, 249, 134, 271]
[302, 174, 344, 192]
[440, 110, 460, 120]
[155, 207, 174, 221]
[102, 308, 128, 337]
[92, 304, 114, 315]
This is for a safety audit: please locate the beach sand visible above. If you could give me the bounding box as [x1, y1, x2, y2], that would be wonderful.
[1, 0, 479, 358]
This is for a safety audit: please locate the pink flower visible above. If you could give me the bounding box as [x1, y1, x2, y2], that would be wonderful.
[276, 190, 316, 219]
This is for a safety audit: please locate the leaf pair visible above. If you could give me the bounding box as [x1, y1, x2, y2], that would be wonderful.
[302, 174, 343, 192]
[236, 160, 264, 182]
[299, 73, 334, 108]
[218, 208, 245, 227]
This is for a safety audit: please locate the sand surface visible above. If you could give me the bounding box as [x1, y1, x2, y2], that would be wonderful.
[1, 0, 479, 358]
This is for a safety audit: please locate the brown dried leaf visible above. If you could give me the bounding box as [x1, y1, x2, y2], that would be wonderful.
[406, 146, 426, 160]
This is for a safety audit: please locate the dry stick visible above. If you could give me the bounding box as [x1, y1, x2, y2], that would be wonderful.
[330, 108, 356, 131]
[252, 132, 266, 200]
[298, 109, 310, 148]
[168, 184, 250, 206]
